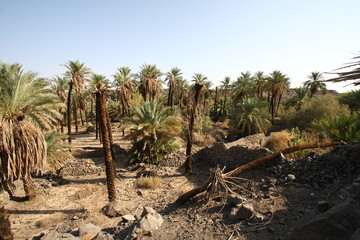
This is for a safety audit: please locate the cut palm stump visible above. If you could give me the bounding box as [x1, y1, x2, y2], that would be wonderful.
[175, 142, 346, 204]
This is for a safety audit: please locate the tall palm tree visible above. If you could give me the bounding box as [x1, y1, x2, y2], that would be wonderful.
[90, 74, 110, 142]
[253, 71, 266, 99]
[98, 82, 117, 202]
[220, 76, 232, 119]
[51, 76, 68, 132]
[185, 81, 204, 173]
[113, 66, 136, 118]
[0, 63, 62, 200]
[166, 67, 182, 107]
[266, 70, 290, 123]
[303, 72, 326, 97]
[0, 204, 13, 239]
[63, 60, 91, 142]
[174, 78, 190, 110]
[285, 87, 309, 111]
[137, 64, 162, 101]
[232, 71, 255, 104]
[191, 73, 211, 115]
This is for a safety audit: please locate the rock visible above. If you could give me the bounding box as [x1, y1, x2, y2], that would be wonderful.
[351, 228, 360, 240]
[122, 214, 136, 222]
[134, 207, 144, 220]
[318, 201, 330, 213]
[286, 198, 360, 240]
[40, 231, 60, 240]
[102, 201, 126, 217]
[143, 206, 156, 215]
[287, 174, 296, 181]
[227, 194, 243, 207]
[78, 223, 101, 237]
[92, 231, 114, 240]
[231, 203, 254, 220]
[137, 212, 164, 233]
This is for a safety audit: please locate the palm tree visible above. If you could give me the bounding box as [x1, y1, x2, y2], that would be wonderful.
[253, 71, 266, 99]
[113, 67, 136, 118]
[63, 61, 91, 142]
[90, 74, 110, 142]
[98, 82, 117, 202]
[220, 76, 231, 119]
[232, 71, 255, 104]
[0, 205, 13, 240]
[137, 64, 162, 101]
[325, 53, 360, 86]
[51, 76, 68, 132]
[285, 87, 309, 111]
[166, 67, 182, 107]
[125, 101, 182, 164]
[174, 78, 190, 110]
[303, 72, 326, 97]
[339, 90, 360, 113]
[185, 81, 204, 173]
[232, 97, 271, 137]
[0, 63, 62, 200]
[266, 70, 290, 123]
[191, 73, 211, 115]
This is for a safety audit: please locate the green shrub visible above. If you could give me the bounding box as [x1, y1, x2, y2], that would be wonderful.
[312, 112, 360, 143]
[283, 94, 350, 129]
[125, 100, 183, 164]
[229, 97, 271, 138]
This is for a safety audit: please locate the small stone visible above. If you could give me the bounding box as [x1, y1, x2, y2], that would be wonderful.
[143, 206, 156, 215]
[93, 231, 114, 240]
[138, 212, 164, 232]
[287, 174, 296, 181]
[227, 194, 243, 207]
[230, 203, 254, 220]
[102, 201, 126, 217]
[78, 223, 101, 237]
[122, 214, 136, 222]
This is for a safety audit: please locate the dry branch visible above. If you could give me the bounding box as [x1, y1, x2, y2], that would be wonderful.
[175, 142, 345, 204]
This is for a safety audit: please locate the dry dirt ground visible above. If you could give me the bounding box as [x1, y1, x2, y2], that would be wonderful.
[1, 125, 356, 239]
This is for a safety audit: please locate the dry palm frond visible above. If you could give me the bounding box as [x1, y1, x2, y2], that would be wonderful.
[175, 142, 346, 204]
[0, 118, 46, 181]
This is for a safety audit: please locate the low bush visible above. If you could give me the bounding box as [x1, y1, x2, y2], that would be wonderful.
[282, 95, 350, 129]
[136, 177, 162, 189]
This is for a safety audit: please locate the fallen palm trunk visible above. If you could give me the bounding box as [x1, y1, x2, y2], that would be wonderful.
[175, 142, 346, 204]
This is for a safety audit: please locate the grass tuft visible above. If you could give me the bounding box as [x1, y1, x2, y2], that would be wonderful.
[136, 177, 162, 189]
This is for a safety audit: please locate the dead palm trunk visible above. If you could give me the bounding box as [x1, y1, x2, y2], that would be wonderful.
[185, 83, 203, 174]
[0, 205, 13, 240]
[213, 87, 218, 122]
[73, 99, 79, 133]
[176, 142, 345, 204]
[95, 92, 100, 140]
[99, 89, 117, 202]
[67, 81, 73, 143]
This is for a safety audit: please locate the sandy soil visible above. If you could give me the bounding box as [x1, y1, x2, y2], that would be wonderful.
[1, 125, 344, 240]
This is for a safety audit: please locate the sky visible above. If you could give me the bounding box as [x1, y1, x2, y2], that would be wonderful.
[1, 0, 359, 92]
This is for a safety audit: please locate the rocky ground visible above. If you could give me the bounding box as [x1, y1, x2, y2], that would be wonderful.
[1, 126, 360, 240]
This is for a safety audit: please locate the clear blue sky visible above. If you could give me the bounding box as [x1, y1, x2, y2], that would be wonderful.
[1, 0, 359, 92]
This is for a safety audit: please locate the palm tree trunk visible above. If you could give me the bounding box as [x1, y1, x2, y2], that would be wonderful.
[0, 205, 13, 240]
[106, 109, 116, 163]
[271, 96, 275, 124]
[185, 83, 203, 174]
[90, 97, 94, 123]
[276, 94, 282, 113]
[95, 92, 100, 140]
[99, 91, 117, 202]
[80, 109, 84, 127]
[185, 109, 195, 174]
[67, 81, 73, 143]
[74, 99, 79, 133]
[22, 172, 36, 200]
[213, 87, 218, 122]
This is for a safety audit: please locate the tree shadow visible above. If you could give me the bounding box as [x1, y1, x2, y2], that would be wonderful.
[8, 209, 86, 215]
